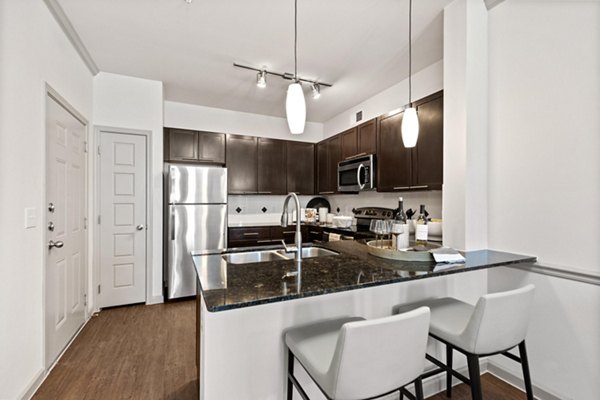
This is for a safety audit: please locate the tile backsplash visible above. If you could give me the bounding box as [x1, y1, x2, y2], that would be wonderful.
[228, 191, 442, 221]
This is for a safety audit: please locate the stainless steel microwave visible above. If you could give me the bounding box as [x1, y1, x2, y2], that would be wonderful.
[338, 154, 375, 192]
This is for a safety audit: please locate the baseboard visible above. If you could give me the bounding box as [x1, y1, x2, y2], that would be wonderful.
[18, 369, 46, 400]
[146, 294, 164, 305]
[487, 360, 565, 400]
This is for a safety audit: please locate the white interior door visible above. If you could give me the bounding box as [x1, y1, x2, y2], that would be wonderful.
[45, 94, 87, 368]
[99, 131, 147, 308]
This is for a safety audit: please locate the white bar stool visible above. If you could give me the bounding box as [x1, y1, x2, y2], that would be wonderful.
[394, 285, 535, 400]
[285, 307, 431, 400]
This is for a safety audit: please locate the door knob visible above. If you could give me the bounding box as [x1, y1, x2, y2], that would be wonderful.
[48, 240, 64, 249]
[136, 225, 144, 231]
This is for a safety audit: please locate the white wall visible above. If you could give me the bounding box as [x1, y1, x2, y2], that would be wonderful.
[0, 0, 93, 398]
[93, 72, 164, 304]
[164, 101, 324, 143]
[486, 2, 600, 399]
[323, 60, 443, 137]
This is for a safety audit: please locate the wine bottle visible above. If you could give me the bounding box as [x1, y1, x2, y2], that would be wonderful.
[415, 204, 428, 246]
[393, 197, 410, 249]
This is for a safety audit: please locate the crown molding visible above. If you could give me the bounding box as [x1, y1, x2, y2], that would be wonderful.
[43, 0, 100, 75]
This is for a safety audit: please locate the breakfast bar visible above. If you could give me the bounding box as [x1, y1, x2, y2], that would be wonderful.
[192, 241, 535, 400]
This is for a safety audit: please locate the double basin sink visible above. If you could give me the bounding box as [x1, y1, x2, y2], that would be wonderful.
[223, 247, 338, 264]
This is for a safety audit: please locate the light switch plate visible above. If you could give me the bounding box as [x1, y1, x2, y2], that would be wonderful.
[25, 207, 37, 229]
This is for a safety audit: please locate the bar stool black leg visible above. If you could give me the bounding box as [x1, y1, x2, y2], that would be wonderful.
[287, 349, 294, 400]
[519, 341, 534, 400]
[446, 344, 453, 397]
[466, 354, 483, 400]
[415, 377, 424, 400]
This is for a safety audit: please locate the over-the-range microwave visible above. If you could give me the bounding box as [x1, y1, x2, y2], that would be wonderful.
[337, 154, 375, 192]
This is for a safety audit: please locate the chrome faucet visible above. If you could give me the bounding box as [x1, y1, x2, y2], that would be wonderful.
[280, 192, 302, 264]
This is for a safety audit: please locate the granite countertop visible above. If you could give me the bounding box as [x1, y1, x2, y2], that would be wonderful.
[192, 241, 536, 312]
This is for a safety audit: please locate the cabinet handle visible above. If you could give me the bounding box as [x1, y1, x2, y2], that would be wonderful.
[243, 232, 259, 236]
[283, 231, 296, 234]
[410, 185, 429, 189]
[319, 191, 334, 194]
[258, 191, 272, 194]
[257, 239, 278, 243]
[309, 231, 321, 235]
[344, 152, 367, 160]
[182, 158, 199, 161]
[393, 186, 410, 190]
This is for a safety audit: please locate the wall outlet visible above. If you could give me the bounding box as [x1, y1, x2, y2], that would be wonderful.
[25, 207, 37, 229]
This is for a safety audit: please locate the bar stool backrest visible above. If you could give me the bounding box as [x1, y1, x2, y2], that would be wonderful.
[461, 284, 535, 355]
[327, 307, 430, 400]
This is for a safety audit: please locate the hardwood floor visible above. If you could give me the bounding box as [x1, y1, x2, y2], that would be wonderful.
[33, 300, 527, 400]
[33, 300, 198, 400]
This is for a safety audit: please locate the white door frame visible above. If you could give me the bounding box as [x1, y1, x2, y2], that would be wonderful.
[94, 126, 153, 310]
[42, 83, 90, 368]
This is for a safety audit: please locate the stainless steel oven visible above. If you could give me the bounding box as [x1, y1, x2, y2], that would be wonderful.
[337, 154, 375, 192]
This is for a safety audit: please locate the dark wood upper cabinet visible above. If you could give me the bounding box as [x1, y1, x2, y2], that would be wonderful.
[377, 110, 412, 191]
[257, 138, 287, 195]
[166, 128, 198, 161]
[328, 135, 342, 193]
[198, 131, 225, 164]
[376, 90, 444, 192]
[316, 140, 330, 194]
[340, 128, 358, 160]
[164, 128, 225, 164]
[226, 135, 258, 194]
[357, 119, 377, 155]
[286, 141, 315, 195]
[411, 92, 443, 189]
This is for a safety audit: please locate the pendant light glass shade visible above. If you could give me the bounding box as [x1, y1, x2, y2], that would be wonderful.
[286, 82, 306, 134]
[401, 107, 419, 148]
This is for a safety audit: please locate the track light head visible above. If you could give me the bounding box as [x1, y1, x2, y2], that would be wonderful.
[256, 70, 267, 88]
[311, 83, 321, 99]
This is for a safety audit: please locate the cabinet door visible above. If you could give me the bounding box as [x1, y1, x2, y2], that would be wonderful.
[316, 140, 330, 194]
[167, 128, 198, 161]
[327, 135, 342, 193]
[377, 111, 412, 191]
[257, 138, 287, 195]
[286, 141, 315, 195]
[198, 131, 225, 164]
[340, 128, 358, 160]
[226, 135, 258, 194]
[412, 92, 443, 189]
[357, 119, 377, 155]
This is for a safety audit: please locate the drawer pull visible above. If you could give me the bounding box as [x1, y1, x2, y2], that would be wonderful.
[318, 191, 335, 195]
[243, 232, 259, 236]
[393, 186, 410, 190]
[283, 231, 296, 234]
[410, 185, 429, 189]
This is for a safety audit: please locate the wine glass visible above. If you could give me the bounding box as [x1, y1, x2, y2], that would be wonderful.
[369, 220, 379, 247]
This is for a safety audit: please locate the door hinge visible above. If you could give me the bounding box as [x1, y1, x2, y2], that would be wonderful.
[84, 293, 87, 306]
[84, 141, 88, 153]
[84, 217, 88, 229]
[97, 145, 101, 156]
[98, 284, 101, 294]
[97, 215, 101, 224]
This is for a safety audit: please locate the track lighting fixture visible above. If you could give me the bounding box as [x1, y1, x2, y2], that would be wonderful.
[256, 70, 267, 88]
[311, 83, 321, 99]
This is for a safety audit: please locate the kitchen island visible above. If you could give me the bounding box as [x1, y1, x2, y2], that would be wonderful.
[192, 241, 535, 400]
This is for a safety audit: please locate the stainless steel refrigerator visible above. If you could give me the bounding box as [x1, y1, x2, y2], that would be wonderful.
[166, 164, 227, 299]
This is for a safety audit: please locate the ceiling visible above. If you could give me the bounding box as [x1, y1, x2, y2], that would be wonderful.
[57, 0, 452, 123]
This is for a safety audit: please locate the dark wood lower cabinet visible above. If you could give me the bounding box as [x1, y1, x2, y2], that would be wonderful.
[228, 225, 313, 248]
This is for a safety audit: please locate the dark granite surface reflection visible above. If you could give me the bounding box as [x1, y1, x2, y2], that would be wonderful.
[192, 241, 536, 312]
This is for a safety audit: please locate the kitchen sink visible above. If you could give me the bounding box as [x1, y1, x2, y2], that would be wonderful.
[222, 250, 289, 264]
[277, 247, 339, 259]
[223, 247, 339, 264]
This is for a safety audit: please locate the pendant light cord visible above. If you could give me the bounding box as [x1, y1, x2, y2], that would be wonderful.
[294, 0, 298, 81]
[408, 0, 412, 103]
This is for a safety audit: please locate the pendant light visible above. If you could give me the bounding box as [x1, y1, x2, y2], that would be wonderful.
[285, 0, 306, 134]
[401, 0, 419, 148]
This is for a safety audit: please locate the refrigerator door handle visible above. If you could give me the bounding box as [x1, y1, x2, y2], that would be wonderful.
[170, 209, 175, 240]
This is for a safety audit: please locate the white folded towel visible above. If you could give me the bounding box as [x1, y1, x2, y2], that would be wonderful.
[328, 233, 341, 242]
[430, 247, 466, 263]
